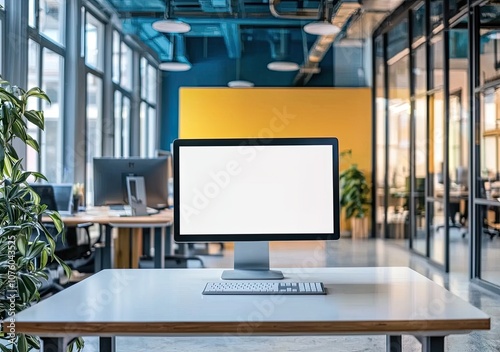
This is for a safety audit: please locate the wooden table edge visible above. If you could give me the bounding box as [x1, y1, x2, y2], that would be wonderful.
[12, 319, 491, 336]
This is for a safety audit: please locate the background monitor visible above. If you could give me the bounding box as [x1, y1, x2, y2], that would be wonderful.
[93, 157, 169, 209]
[456, 166, 468, 188]
[173, 137, 339, 279]
[52, 184, 73, 214]
[30, 184, 58, 211]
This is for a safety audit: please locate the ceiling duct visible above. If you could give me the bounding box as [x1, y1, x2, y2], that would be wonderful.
[267, 29, 290, 60]
[293, 0, 361, 86]
[269, 0, 322, 19]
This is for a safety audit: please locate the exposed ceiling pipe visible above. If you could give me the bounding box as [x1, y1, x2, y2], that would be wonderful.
[293, 1, 361, 86]
[269, 0, 321, 19]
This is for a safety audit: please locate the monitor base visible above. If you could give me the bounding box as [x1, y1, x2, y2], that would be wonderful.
[221, 269, 284, 280]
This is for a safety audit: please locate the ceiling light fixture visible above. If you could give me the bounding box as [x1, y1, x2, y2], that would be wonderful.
[152, 19, 191, 34]
[303, 21, 340, 36]
[227, 80, 254, 88]
[488, 31, 500, 40]
[159, 62, 192, 72]
[267, 61, 300, 72]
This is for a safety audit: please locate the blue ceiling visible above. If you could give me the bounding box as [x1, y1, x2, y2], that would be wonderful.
[104, 0, 331, 61]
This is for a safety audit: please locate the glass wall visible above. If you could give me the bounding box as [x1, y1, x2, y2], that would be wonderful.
[386, 20, 410, 244]
[375, 0, 500, 291]
[477, 5, 500, 287]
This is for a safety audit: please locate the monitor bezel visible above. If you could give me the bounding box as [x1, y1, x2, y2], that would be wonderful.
[173, 137, 340, 243]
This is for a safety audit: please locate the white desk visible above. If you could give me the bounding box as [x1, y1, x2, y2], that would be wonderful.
[11, 267, 490, 352]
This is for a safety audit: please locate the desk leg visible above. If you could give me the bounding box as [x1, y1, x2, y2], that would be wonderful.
[154, 227, 165, 268]
[420, 336, 444, 352]
[386, 335, 402, 352]
[41, 337, 67, 352]
[99, 336, 116, 352]
[103, 225, 113, 269]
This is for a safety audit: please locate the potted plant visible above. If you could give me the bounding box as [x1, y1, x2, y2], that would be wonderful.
[0, 78, 83, 351]
[339, 150, 371, 238]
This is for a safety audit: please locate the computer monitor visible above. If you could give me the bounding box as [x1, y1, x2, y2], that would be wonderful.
[156, 149, 173, 208]
[93, 157, 169, 209]
[456, 166, 468, 188]
[52, 184, 74, 215]
[30, 184, 58, 211]
[173, 137, 340, 280]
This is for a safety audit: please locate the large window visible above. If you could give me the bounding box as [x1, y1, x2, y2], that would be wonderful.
[139, 57, 158, 157]
[26, 1, 66, 183]
[85, 13, 104, 71]
[29, 0, 66, 45]
[84, 9, 105, 203]
[86, 73, 103, 202]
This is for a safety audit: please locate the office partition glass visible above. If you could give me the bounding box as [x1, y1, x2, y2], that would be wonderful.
[429, 91, 445, 266]
[387, 54, 410, 244]
[479, 89, 500, 192]
[480, 28, 500, 86]
[430, 0, 443, 30]
[413, 95, 427, 256]
[375, 35, 386, 238]
[431, 34, 444, 89]
[479, 203, 500, 286]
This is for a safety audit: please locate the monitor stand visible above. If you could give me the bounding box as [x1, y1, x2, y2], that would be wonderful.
[221, 242, 284, 280]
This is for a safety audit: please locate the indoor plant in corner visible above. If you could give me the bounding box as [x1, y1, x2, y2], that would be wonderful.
[339, 150, 371, 239]
[0, 78, 82, 351]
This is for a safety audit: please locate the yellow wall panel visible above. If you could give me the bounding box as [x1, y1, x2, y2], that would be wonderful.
[179, 87, 372, 231]
[180, 88, 371, 170]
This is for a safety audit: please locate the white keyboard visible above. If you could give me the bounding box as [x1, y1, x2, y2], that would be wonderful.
[202, 281, 326, 295]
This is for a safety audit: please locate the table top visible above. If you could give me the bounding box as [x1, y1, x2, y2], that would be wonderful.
[12, 267, 490, 337]
[48, 207, 173, 226]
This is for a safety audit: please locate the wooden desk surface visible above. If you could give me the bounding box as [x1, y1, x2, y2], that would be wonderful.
[55, 208, 173, 226]
[12, 267, 490, 336]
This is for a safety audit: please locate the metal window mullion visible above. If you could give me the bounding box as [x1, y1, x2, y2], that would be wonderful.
[409, 9, 416, 250]
[470, 3, 481, 280]
[37, 39, 43, 175]
[383, 32, 390, 240]
[425, 0, 432, 258]
[443, 0, 451, 273]
[371, 33, 377, 238]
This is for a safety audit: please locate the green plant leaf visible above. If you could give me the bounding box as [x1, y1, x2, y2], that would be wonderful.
[16, 236, 27, 256]
[17, 334, 27, 352]
[40, 248, 48, 268]
[23, 110, 45, 131]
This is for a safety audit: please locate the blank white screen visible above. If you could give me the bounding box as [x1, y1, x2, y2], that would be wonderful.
[178, 145, 334, 235]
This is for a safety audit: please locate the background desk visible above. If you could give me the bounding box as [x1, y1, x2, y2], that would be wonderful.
[57, 208, 173, 269]
[12, 267, 490, 352]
